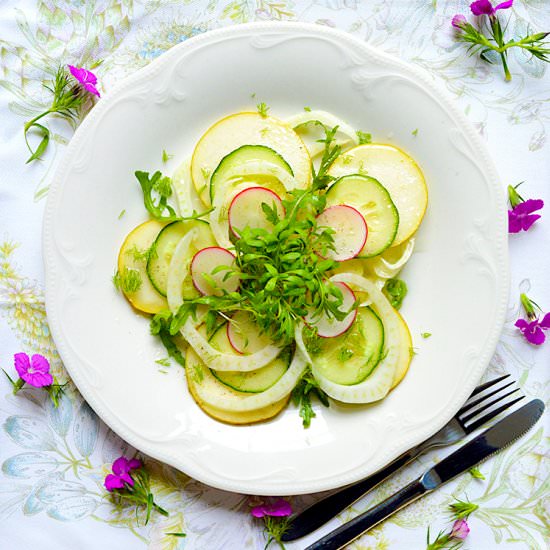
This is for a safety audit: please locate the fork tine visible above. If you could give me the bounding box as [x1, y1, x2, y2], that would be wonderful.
[459, 380, 516, 416]
[463, 395, 524, 433]
[468, 374, 510, 398]
[460, 387, 521, 424]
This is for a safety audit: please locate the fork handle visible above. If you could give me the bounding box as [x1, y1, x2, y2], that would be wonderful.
[281, 449, 417, 541]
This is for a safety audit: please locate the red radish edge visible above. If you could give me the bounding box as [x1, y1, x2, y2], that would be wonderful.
[228, 186, 284, 238]
[226, 322, 244, 355]
[305, 281, 358, 338]
[190, 246, 237, 296]
[316, 204, 368, 262]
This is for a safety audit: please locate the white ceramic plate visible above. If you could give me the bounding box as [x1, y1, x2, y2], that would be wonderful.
[43, 22, 508, 495]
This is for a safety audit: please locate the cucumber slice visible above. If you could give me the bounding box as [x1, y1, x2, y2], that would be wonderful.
[185, 346, 306, 412]
[117, 220, 167, 314]
[210, 145, 293, 203]
[191, 112, 311, 205]
[325, 174, 399, 258]
[313, 307, 384, 385]
[329, 144, 428, 246]
[312, 274, 401, 403]
[146, 219, 215, 297]
[209, 327, 291, 393]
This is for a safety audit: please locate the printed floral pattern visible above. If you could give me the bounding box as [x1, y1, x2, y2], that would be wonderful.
[0, 1, 548, 549]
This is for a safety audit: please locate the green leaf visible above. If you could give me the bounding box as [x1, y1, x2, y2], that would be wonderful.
[25, 123, 50, 163]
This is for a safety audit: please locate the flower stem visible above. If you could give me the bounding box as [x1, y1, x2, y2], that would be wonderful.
[499, 51, 512, 81]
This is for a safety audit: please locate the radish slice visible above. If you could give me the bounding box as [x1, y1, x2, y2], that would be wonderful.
[228, 186, 284, 237]
[305, 281, 357, 338]
[316, 205, 367, 261]
[227, 311, 274, 354]
[191, 247, 239, 296]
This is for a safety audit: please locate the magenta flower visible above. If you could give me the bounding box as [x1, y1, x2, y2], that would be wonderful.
[104, 456, 142, 492]
[452, 14, 468, 29]
[68, 65, 100, 97]
[470, 0, 513, 16]
[515, 315, 550, 345]
[450, 518, 470, 540]
[14, 353, 53, 387]
[251, 499, 292, 518]
[508, 199, 544, 233]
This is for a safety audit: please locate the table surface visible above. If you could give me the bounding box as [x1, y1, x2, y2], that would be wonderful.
[0, 1, 548, 549]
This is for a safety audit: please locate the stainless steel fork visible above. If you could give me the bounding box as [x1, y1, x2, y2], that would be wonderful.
[282, 375, 522, 542]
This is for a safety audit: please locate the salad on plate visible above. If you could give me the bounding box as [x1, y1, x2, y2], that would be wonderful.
[113, 107, 428, 426]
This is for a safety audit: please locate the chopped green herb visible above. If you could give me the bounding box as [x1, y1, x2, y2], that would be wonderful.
[303, 325, 322, 355]
[260, 127, 270, 138]
[135, 170, 213, 222]
[155, 358, 171, 367]
[200, 167, 211, 181]
[162, 149, 173, 163]
[118, 209, 126, 219]
[257, 102, 270, 118]
[169, 124, 349, 347]
[166, 533, 187, 538]
[150, 312, 186, 367]
[356, 130, 372, 144]
[304, 106, 312, 112]
[469, 467, 485, 480]
[337, 348, 354, 362]
[250, 92, 256, 99]
[421, 332, 432, 339]
[412, 128, 418, 137]
[113, 268, 142, 294]
[383, 278, 408, 309]
[125, 245, 150, 262]
[341, 155, 352, 165]
[409, 346, 418, 358]
[291, 367, 329, 428]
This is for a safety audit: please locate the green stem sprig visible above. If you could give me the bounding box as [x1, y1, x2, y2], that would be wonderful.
[455, 15, 549, 81]
[24, 66, 92, 163]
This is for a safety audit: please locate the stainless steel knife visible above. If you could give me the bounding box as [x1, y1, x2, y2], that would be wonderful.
[305, 399, 545, 550]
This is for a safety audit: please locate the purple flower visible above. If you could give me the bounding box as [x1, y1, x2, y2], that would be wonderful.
[450, 518, 470, 540]
[470, 0, 513, 16]
[14, 353, 53, 388]
[251, 499, 292, 518]
[508, 199, 544, 233]
[515, 313, 550, 345]
[104, 456, 142, 492]
[452, 14, 468, 29]
[68, 65, 100, 97]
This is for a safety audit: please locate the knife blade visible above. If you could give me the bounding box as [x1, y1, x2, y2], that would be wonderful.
[305, 399, 545, 550]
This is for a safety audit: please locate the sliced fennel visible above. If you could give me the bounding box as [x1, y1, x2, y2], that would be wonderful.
[186, 347, 306, 412]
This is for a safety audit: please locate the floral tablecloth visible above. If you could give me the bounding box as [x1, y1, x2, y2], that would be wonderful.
[1, 1, 549, 549]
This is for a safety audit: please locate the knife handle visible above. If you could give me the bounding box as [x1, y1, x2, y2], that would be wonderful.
[282, 451, 415, 541]
[305, 479, 427, 550]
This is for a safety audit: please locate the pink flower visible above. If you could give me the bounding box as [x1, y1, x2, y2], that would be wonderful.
[508, 199, 544, 233]
[515, 314, 550, 345]
[470, 0, 513, 16]
[450, 518, 470, 540]
[452, 14, 468, 29]
[68, 65, 100, 97]
[251, 498, 292, 518]
[104, 456, 142, 492]
[14, 353, 53, 387]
